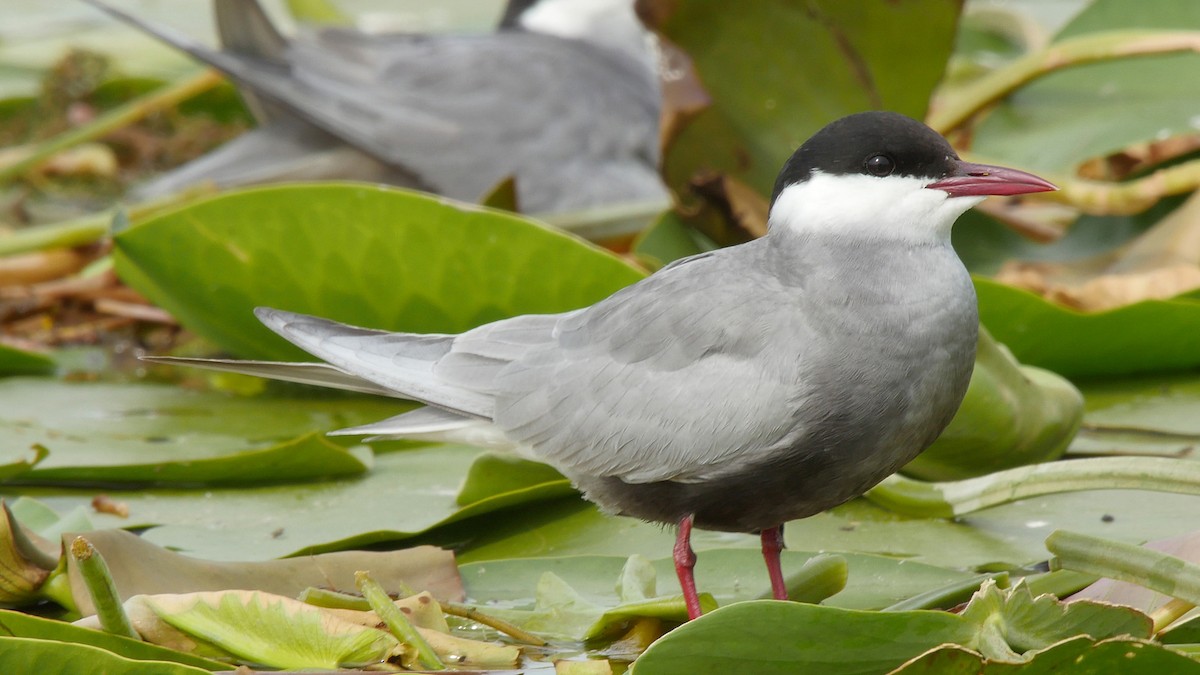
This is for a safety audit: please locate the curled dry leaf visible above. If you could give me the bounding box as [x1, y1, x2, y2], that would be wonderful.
[688, 171, 769, 239]
[90, 494, 130, 518]
[995, 188, 1200, 311]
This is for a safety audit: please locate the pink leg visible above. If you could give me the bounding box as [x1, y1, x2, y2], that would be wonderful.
[761, 525, 788, 601]
[673, 514, 703, 620]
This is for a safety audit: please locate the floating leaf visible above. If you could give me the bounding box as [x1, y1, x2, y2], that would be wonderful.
[461, 549, 975, 617]
[454, 485, 1200, 576]
[635, 600, 976, 675]
[0, 378, 397, 486]
[144, 591, 397, 669]
[63, 529, 462, 616]
[113, 184, 644, 360]
[0, 636, 212, 675]
[971, 0, 1200, 175]
[0, 344, 54, 377]
[960, 580, 1150, 661]
[23, 447, 572, 561]
[896, 636, 1197, 673]
[1070, 372, 1200, 458]
[0, 609, 226, 670]
[976, 278, 1200, 377]
[905, 329, 1083, 480]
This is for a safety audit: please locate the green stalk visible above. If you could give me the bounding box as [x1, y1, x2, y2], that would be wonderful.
[1046, 530, 1200, 607]
[442, 602, 547, 646]
[867, 457, 1200, 518]
[71, 537, 139, 640]
[0, 185, 215, 258]
[929, 30, 1200, 133]
[884, 572, 1008, 612]
[298, 587, 370, 611]
[355, 571, 444, 670]
[1022, 569, 1098, 600]
[1151, 598, 1196, 634]
[298, 586, 547, 646]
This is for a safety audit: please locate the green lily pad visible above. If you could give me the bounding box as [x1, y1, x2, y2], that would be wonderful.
[0, 636, 212, 675]
[62, 529, 463, 616]
[972, 0, 1200, 174]
[18, 447, 573, 561]
[635, 580, 1153, 674]
[0, 378, 404, 485]
[645, 0, 960, 197]
[0, 344, 54, 377]
[113, 183, 644, 361]
[0, 610, 226, 671]
[461, 549, 975, 615]
[1071, 371, 1200, 457]
[896, 637, 1198, 673]
[631, 210, 716, 271]
[144, 591, 397, 669]
[452, 485, 1200, 575]
[976, 277, 1200, 377]
[960, 580, 1150, 660]
[636, 600, 976, 675]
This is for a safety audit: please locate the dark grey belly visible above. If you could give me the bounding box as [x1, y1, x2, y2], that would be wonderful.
[571, 434, 922, 533]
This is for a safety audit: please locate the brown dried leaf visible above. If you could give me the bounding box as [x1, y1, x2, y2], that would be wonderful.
[689, 171, 769, 239]
[995, 188, 1200, 311]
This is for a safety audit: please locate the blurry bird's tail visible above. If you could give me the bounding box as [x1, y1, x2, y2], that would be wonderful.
[81, 0, 288, 123]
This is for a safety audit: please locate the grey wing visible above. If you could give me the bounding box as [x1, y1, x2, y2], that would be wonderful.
[255, 249, 807, 484]
[488, 252, 808, 484]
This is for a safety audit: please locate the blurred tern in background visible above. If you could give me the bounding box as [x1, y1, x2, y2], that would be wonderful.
[84, 0, 669, 216]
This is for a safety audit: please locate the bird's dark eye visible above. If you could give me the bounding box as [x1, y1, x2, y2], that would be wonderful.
[865, 154, 894, 177]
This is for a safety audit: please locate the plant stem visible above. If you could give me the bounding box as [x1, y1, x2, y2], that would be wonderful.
[1058, 159, 1200, 215]
[0, 185, 216, 258]
[1151, 598, 1196, 634]
[0, 69, 225, 184]
[868, 457, 1200, 518]
[929, 30, 1200, 133]
[442, 602, 547, 646]
[71, 536, 139, 640]
[884, 572, 1008, 612]
[355, 571, 445, 670]
[1047, 530, 1200, 607]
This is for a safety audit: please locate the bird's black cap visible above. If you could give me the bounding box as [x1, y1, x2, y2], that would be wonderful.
[770, 111, 959, 204]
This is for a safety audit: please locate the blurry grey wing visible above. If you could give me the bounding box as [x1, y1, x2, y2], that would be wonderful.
[141, 356, 399, 397]
[490, 250, 805, 484]
[281, 31, 664, 211]
[132, 122, 425, 199]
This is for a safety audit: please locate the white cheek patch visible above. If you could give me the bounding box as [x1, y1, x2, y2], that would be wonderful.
[768, 172, 984, 243]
